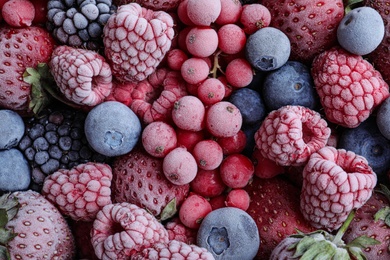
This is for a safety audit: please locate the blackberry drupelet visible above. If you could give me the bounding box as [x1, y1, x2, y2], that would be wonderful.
[18, 106, 111, 191]
[46, 0, 117, 50]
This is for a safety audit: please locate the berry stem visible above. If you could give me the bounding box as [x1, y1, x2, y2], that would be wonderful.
[332, 210, 355, 245]
[210, 50, 223, 78]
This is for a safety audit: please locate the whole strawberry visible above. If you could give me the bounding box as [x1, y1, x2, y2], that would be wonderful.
[0, 25, 55, 114]
[0, 190, 75, 259]
[103, 3, 175, 82]
[261, 0, 344, 64]
[300, 146, 377, 231]
[111, 145, 190, 219]
[311, 46, 390, 128]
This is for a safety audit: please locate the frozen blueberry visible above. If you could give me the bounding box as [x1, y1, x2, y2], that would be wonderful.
[84, 101, 142, 157]
[242, 120, 262, 157]
[0, 109, 25, 150]
[197, 207, 260, 260]
[338, 116, 390, 180]
[377, 97, 390, 140]
[337, 7, 384, 55]
[228, 88, 266, 125]
[246, 27, 291, 71]
[0, 149, 31, 192]
[262, 61, 319, 111]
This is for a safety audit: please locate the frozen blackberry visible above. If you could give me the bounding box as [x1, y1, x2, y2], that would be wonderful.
[46, 0, 117, 50]
[18, 107, 110, 191]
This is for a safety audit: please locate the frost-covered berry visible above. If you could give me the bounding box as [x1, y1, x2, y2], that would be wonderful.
[2, 0, 35, 27]
[240, 3, 271, 34]
[179, 193, 212, 229]
[186, 0, 221, 26]
[142, 121, 177, 158]
[337, 6, 384, 55]
[172, 95, 205, 131]
[84, 101, 142, 157]
[186, 27, 219, 58]
[225, 58, 253, 88]
[197, 207, 260, 260]
[163, 147, 198, 185]
[262, 61, 318, 111]
[206, 101, 242, 137]
[377, 97, 390, 140]
[218, 24, 246, 54]
[225, 189, 250, 211]
[197, 78, 226, 105]
[192, 139, 224, 171]
[219, 153, 254, 188]
[246, 27, 291, 71]
[215, 0, 243, 25]
[0, 109, 25, 150]
[181, 57, 210, 84]
[190, 168, 227, 198]
[0, 149, 31, 192]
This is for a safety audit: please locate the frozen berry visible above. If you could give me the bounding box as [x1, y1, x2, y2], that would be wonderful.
[197, 78, 226, 105]
[225, 58, 253, 88]
[252, 148, 285, 179]
[206, 101, 242, 138]
[219, 153, 254, 188]
[240, 3, 271, 34]
[216, 130, 247, 156]
[225, 189, 250, 211]
[0, 109, 25, 150]
[181, 57, 210, 84]
[176, 129, 205, 152]
[192, 139, 224, 171]
[377, 96, 390, 140]
[2, 0, 35, 27]
[142, 121, 177, 158]
[186, 27, 219, 58]
[0, 148, 31, 192]
[190, 168, 226, 198]
[167, 48, 189, 71]
[217, 24, 246, 55]
[172, 95, 205, 131]
[163, 147, 198, 185]
[215, 0, 243, 25]
[186, 0, 221, 26]
[179, 193, 213, 229]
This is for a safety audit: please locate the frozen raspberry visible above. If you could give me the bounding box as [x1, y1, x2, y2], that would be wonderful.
[240, 3, 271, 35]
[104, 79, 136, 106]
[225, 189, 250, 211]
[255, 105, 331, 166]
[225, 58, 254, 88]
[311, 46, 390, 128]
[132, 240, 215, 260]
[172, 95, 205, 131]
[41, 162, 113, 221]
[163, 147, 198, 185]
[91, 202, 169, 259]
[165, 217, 197, 245]
[219, 153, 254, 189]
[2, 0, 35, 27]
[206, 101, 243, 138]
[197, 78, 226, 105]
[186, 0, 221, 26]
[300, 146, 377, 231]
[186, 26, 219, 58]
[103, 3, 174, 82]
[179, 193, 213, 229]
[49, 45, 113, 107]
[190, 168, 227, 198]
[192, 139, 224, 171]
[142, 121, 177, 158]
[215, 0, 243, 25]
[181, 57, 210, 84]
[218, 24, 246, 55]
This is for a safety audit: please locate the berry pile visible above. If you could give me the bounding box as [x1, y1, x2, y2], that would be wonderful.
[0, 0, 390, 259]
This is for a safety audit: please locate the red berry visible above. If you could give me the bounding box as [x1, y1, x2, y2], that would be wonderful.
[30, 0, 48, 25]
[252, 148, 285, 179]
[225, 58, 253, 88]
[167, 48, 189, 71]
[197, 78, 226, 105]
[225, 189, 250, 211]
[216, 130, 247, 155]
[142, 121, 177, 158]
[179, 193, 213, 229]
[218, 24, 247, 54]
[240, 4, 271, 34]
[2, 0, 35, 27]
[192, 139, 224, 170]
[176, 129, 205, 152]
[177, 0, 195, 26]
[215, 0, 243, 25]
[186, 0, 221, 26]
[209, 194, 227, 210]
[219, 154, 254, 188]
[181, 57, 210, 84]
[172, 95, 205, 131]
[206, 101, 243, 137]
[186, 27, 219, 58]
[190, 168, 227, 198]
[163, 147, 198, 185]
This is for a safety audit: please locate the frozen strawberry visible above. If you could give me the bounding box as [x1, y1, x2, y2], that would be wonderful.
[111, 146, 190, 218]
[103, 3, 174, 82]
[41, 162, 113, 222]
[300, 146, 377, 231]
[255, 105, 331, 166]
[49, 45, 113, 107]
[90, 202, 169, 259]
[311, 46, 390, 128]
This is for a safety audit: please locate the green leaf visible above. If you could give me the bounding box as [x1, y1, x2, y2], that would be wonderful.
[374, 206, 390, 226]
[300, 240, 336, 260]
[0, 209, 8, 229]
[347, 235, 381, 248]
[0, 245, 10, 260]
[159, 198, 177, 221]
[292, 236, 317, 258]
[0, 228, 16, 245]
[348, 246, 366, 260]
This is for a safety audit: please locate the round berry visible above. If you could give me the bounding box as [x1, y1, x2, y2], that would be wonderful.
[2, 0, 35, 27]
[337, 6, 385, 55]
[177, 0, 195, 26]
[197, 78, 226, 105]
[0, 109, 25, 150]
[240, 3, 271, 34]
[167, 48, 189, 71]
[172, 95, 205, 131]
[142, 121, 177, 158]
[176, 129, 205, 152]
[192, 139, 224, 171]
[225, 58, 253, 88]
[181, 57, 210, 84]
[179, 193, 213, 229]
[219, 154, 254, 188]
[186, 27, 219, 58]
[225, 189, 250, 211]
[216, 130, 247, 155]
[209, 194, 227, 210]
[186, 0, 221, 26]
[206, 101, 243, 138]
[190, 168, 227, 198]
[246, 27, 291, 71]
[377, 97, 390, 140]
[0, 148, 31, 192]
[163, 147, 198, 185]
[218, 24, 246, 55]
[215, 0, 243, 25]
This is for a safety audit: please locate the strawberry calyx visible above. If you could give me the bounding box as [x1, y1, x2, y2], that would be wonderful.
[159, 198, 178, 221]
[286, 211, 380, 259]
[0, 193, 20, 260]
[374, 184, 390, 228]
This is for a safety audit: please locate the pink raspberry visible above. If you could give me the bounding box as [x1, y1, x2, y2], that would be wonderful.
[2, 0, 35, 27]
[103, 3, 174, 82]
[104, 79, 136, 106]
[311, 46, 390, 128]
[163, 147, 198, 185]
[165, 217, 197, 245]
[91, 202, 169, 258]
[142, 121, 177, 158]
[300, 146, 377, 231]
[41, 162, 113, 222]
[49, 45, 113, 107]
[132, 240, 215, 260]
[206, 101, 243, 138]
[172, 95, 205, 131]
[255, 105, 331, 166]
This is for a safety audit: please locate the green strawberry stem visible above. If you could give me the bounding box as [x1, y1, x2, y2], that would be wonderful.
[344, 0, 363, 13]
[333, 210, 356, 245]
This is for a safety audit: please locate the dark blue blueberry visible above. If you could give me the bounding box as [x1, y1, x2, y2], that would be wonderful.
[197, 207, 260, 260]
[262, 61, 319, 111]
[376, 96, 390, 140]
[245, 69, 267, 91]
[338, 116, 390, 180]
[84, 101, 142, 157]
[246, 27, 291, 71]
[0, 149, 31, 192]
[0, 110, 25, 150]
[241, 120, 262, 157]
[228, 88, 266, 125]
